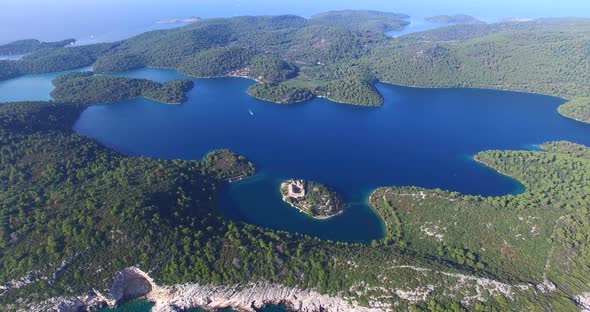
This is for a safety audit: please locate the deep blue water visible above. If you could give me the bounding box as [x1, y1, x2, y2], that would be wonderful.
[2, 67, 590, 311]
[3, 67, 590, 242]
[65, 68, 590, 243]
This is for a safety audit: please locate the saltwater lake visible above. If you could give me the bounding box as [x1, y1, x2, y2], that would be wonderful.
[2, 67, 590, 243]
[2, 67, 590, 311]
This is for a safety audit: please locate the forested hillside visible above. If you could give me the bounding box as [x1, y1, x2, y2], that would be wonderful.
[1, 10, 590, 311]
[1, 99, 589, 311]
[51, 72, 194, 104]
[1, 14, 589, 118]
[309, 10, 409, 33]
[0, 39, 75, 56]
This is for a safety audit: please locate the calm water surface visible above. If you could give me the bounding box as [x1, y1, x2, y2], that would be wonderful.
[68, 68, 590, 243]
[2, 67, 590, 312]
[3, 67, 590, 242]
[0, 67, 90, 102]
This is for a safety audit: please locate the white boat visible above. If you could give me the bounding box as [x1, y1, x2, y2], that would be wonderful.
[249, 109, 254, 116]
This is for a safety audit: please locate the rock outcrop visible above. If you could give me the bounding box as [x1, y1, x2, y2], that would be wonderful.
[38, 267, 377, 312]
[148, 281, 377, 312]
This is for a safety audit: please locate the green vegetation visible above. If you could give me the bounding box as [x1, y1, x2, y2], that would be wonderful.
[1, 12, 590, 310]
[1, 98, 587, 311]
[247, 83, 315, 104]
[558, 98, 590, 123]
[309, 10, 410, 33]
[2, 14, 590, 120]
[0, 39, 75, 56]
[177, 46, 256, 78]
[425, 15, 484, 25]
[371, 141, 590, 309]
[280, 180, 345, 218]
[0, 42, 117, 80]
[317, 77, 383, 106]
[0, 100, 544, 312]
[542, 141, 590, 159]
[249, 55, 298, 83]
[51, 72, 194, 104]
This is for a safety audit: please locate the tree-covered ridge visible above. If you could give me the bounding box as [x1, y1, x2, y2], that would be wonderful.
[0, 42, 117, 80]
[309, 10, 410, 33]
[558, 98, 590, 124]
[2, 14, 590, 120]
[174, 46, 299, 83]
[542, 141, 590, 159]
[50, 72, 194, 104]
[0, 39, 76, 56]
[247, 83, 315, 104]
[371, 142, 590, 310]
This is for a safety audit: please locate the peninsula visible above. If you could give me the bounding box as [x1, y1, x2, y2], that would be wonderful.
[280, 179, 345, 219]
[51, 72, 194, 105]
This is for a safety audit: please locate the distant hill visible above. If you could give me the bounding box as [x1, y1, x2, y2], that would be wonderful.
[425, 14, 484, 24]
[309, 10, 410, 33]
[0, 38, 75, 56]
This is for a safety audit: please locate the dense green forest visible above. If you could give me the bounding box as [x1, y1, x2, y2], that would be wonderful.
[558, 98, 590, 123]
[309, 10, 410, 33]
[247, 83, 315, 104]
[3, 98, 589, 311]
[50, 72, 194, 104]
[1, 14, 588, 119]
[0, 39, 75, 56]
[1, 11, 590, 311]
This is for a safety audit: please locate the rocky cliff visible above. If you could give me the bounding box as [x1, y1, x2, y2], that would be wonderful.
[36, 267, 376, 312]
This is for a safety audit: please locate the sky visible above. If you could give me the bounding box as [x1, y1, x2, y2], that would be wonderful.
[2, 0, 590, 44]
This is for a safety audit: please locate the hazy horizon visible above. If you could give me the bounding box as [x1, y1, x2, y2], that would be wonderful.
[2, 0, 590, 44]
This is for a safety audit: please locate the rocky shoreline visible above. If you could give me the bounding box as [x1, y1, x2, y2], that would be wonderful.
[32, 267, 377, 312]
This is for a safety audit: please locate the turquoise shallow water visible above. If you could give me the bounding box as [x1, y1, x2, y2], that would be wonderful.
[0, 67, 91, 102]
[97, 299, 290, 312]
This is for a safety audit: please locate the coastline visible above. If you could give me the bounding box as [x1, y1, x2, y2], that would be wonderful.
[281, 195, 344, 220]
[378, 79, 588, 125]
[279, 181, 345, 220]
[32, 267, 377, 312]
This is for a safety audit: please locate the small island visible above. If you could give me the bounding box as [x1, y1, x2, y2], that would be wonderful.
[280, 179, 345, 219]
